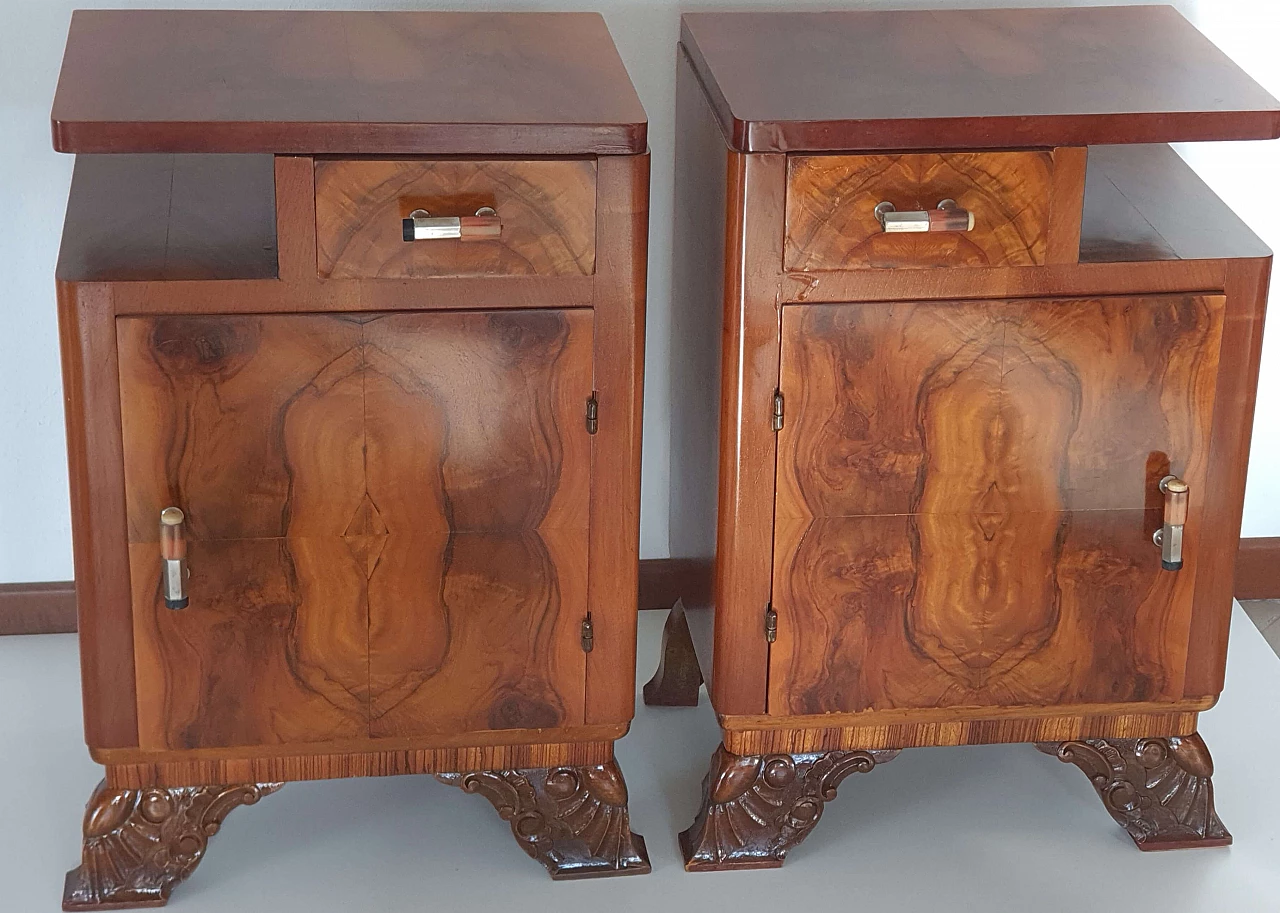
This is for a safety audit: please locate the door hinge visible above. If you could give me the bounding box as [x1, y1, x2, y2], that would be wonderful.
[764, 604, 778, 643]
[585, 393, 599, 435]
[772, 390, 785, 432]
[581, 613, 595, 652]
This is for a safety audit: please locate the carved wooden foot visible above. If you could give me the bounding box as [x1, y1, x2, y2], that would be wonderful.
[643, 599, 703, 706]
[1037, 733, 1231, 850]
[680, 744, 899, 871]
[437, 758, 651, 879]
[63, 779, 282, 910]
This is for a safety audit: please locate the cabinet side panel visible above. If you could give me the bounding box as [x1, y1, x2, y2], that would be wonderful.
[1186, 257, 1273, 698]
[59, 282, 138, 748]
[586, 153, 648, 725]
[669, 46, 728, 681]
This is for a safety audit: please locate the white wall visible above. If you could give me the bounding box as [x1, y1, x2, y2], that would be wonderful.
[0, 0, 1276, 583]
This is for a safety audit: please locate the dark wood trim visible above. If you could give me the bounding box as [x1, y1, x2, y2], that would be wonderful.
[0, 581, 77, 635]
[1, 540, 1271, 637]
[1236, 537, 1280, 600]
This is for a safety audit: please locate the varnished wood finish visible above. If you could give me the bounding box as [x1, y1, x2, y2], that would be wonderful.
[439, 759, 651, 879]
[63, 781, 280, 910]
[680, 745, 898, 871]
[58, 282, 137, 749]
[723, 704, 1205, 755]
[771, 294, 1224, 716]
[52, 10, 646, 155]
[105, 739, 618, 790]
[680, 8, 1280, 153]
[57, 154, 277, 282]
[785, 150, 1070, 271]
[642, 600, 703, 707]
[1040, 733, 1231, 850]
[117, 310, 593, 750]
[1236, 538, 1280, 600]
[315, 158, 596, 279]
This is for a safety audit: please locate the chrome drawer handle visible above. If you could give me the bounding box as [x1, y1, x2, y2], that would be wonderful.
[1152, 475, 1189, 571]
[159, 507, 189, 609]
[402, 206, 502, 242]
[875, 199, 975, 233]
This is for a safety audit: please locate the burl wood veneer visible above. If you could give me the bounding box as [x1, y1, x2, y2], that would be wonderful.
[660, 6, 1280, 869]
[53, 10, 649, 908]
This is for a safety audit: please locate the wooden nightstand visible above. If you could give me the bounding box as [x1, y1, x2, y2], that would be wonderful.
[652, 6, 1280, 868]
[51, 10, 650, 907]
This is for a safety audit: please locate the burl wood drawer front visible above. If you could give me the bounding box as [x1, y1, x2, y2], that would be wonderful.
[118, 310, 592, 750]
[315, 158, 596, 279]
[785, 151, 1063, 271]
[770, 295, 1225, 716]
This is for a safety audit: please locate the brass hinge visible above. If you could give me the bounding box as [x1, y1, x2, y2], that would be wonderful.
[586, 393, 599, 435]
[764, 604, 777, 643]
[581, 613, 595, 652]
[772, 390, 785, 432]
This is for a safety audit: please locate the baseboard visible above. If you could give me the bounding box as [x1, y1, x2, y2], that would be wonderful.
[0, 581, 77, 635]
[638, 557, 711, 610]
[1235, 537, 1280, 600]
[1, 540, 1273, 636]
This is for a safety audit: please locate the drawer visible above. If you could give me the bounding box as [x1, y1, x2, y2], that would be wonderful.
[315, 158, 597, 279]
[785, 150, 1077, 271]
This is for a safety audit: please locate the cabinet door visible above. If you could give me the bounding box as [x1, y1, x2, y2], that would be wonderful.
[770, 295, 1224, 716]
[361, 310, 592, 737]
[119, 310, 592, 750]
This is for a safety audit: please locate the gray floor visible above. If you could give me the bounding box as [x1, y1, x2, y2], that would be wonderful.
[2, 607, 1280, 912]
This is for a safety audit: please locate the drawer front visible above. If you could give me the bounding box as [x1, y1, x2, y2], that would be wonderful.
[119, 310, 593, 750]
[315, 158, 596, 279]
[769, 294, 1225, 716]
[785, 151, 1057, 271]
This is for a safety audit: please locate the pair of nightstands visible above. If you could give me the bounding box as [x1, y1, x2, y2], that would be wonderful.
[50, 6, 1278, 908]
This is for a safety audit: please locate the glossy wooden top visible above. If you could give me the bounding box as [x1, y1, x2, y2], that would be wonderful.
[51, 10, 646, 155]
[681, 6, 1280, 152]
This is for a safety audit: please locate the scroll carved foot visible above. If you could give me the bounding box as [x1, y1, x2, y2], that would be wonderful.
[1037, 733, 1231, 850]
[643, 599, 703, 706]
[437, 758, 651, 879]
[680, 744, 900, 871]
[63, 779, 282, 910]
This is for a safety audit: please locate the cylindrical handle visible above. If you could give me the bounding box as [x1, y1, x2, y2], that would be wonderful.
[402, 207, 502, 242]
[875, 199, 975, 234]
[1154, 475, 1189, 571]
[159, 507, 189, 609]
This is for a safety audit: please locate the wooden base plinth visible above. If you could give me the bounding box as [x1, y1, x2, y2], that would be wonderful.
[1038, 733, 1231, 850]
[680, 744, 899, 871]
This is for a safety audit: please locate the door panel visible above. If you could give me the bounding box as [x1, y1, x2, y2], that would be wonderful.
[770, 295, 1223, 716]
[118, 309, 592, 749]
[362, 310, 591, 736]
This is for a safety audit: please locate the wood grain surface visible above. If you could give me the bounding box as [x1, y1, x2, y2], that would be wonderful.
[52, 10, 646, 155]
[785, 151, 1056, 271]
[315, 159, 596, 279]
[680, 7, 1280, 152]
[770, 295, 1225, 716]
[117, 310, 593, 750]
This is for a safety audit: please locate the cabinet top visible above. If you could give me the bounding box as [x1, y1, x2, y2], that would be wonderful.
[681, 6, 1280, 153]
[51, 10, 647, 156]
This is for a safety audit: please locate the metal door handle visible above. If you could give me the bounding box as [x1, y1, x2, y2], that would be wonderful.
[402, 206, 502, 241]
[1152, 476, 1189, 571]
[875, 199, 975, 233]
[160, 507, 189, 609]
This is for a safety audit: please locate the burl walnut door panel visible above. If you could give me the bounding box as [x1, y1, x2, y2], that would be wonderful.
[118, 310, 591, 750]
[770, 295, 1225, 716]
